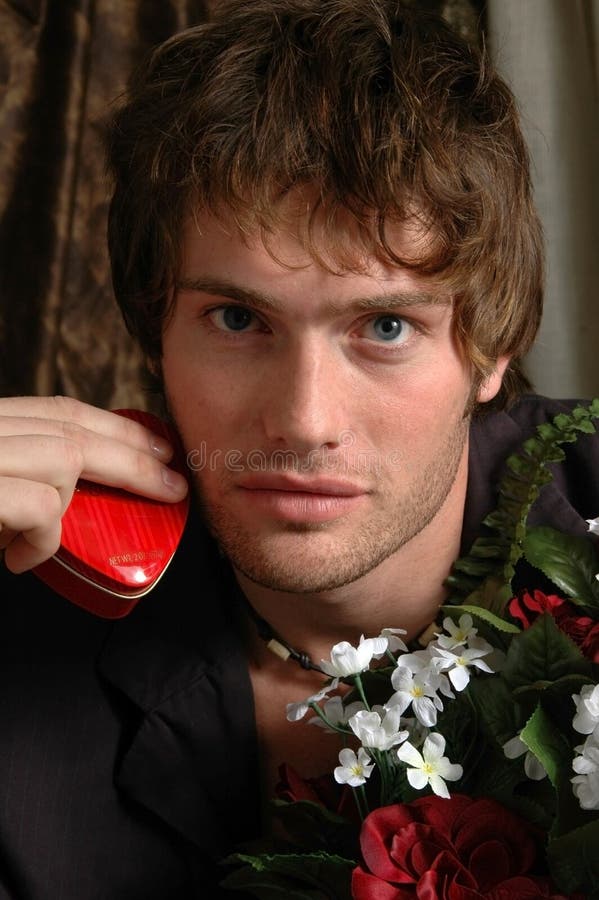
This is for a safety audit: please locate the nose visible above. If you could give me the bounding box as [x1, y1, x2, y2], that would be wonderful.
[260, 338, 348, 453]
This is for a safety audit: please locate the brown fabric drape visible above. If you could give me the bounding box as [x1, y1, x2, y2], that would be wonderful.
[0, 0, 483, 412]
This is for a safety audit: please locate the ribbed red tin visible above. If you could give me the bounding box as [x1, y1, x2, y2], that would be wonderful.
[34, 409, 190, 618]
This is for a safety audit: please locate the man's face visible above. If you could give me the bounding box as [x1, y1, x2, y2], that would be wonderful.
[162, 210, 501, 593]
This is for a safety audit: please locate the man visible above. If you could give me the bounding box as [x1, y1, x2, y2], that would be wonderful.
[0, 1, 597, 897]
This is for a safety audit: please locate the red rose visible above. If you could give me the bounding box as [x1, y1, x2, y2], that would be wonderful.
[508, 590, 565, 628]
[509, 590, 599, 662]
[580, 622, 599, 662]
[352, 794, 572, 899]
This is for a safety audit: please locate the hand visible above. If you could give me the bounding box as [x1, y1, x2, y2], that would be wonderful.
[0, 396, 189, 573]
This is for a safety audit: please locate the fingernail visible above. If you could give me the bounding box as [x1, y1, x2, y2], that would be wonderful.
[151, 435, 172, 458]
[162, 466, 187, 494]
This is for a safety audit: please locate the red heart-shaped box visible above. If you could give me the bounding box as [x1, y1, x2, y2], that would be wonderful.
[34, 409, 190, 619]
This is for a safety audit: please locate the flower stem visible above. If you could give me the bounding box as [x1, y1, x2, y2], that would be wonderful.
[307, 701, 350, 735]
[352, 785, 371, 821]
[373, 749, 392, 806]
[359, 785, 370, 818]
[353, 674, 371, 710]
[352, 785, 367, 821]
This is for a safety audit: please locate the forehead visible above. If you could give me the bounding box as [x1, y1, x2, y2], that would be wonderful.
[179, 203, 443, 293]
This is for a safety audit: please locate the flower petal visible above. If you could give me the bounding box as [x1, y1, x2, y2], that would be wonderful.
[422, 732, 446, 762]
[406, 768, 429, 791]
[397, 741, 424, 768]
[428, 774, 450, 798]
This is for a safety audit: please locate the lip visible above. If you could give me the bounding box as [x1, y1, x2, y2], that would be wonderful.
[236, 488, 365, 524]
[236, 474, 368, 496]
[234, 475, 369, 524]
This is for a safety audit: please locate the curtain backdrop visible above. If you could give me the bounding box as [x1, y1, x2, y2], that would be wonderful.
[486, 0, 599, 401]
[0, 0, 210, 411]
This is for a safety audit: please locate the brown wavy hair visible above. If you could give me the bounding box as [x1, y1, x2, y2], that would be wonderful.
[105, 0, 544, 411]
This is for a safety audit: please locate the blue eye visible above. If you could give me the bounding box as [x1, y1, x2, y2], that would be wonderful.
[211, 306, 257, 332]
[367, 315, 411, 343]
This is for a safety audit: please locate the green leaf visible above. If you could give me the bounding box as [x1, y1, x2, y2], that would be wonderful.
[512, 673, 595, 728]
[501, 614, 593, 690]
[468, 537, 510, 559]
[547, 819, 599, 895]
[482, 510, 512, 530]
[535, 423, 560, 442]
[575, 418, 597, 434]
[442, 604, 520, 634]
[505, 453, 538, 477]
[520, 704, 570, 789]
[553, 413, 573, 430]
[522, 527, 599, 607]
[220, 851, 355, 899]
[468, 674, 524, 747]
[522, 703, 595, 840]
[507, 789, 555, 832]
[452, 557, 497, 576]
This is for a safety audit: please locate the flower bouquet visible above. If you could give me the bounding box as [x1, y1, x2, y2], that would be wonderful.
[221, 399, 599, 899]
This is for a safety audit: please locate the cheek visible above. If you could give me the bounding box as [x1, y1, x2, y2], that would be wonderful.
[163, 326, 222, 409]
[161, 350, 222, 447]
[367, 362, 470, 437]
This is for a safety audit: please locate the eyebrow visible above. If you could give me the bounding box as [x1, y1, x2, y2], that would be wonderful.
[175, 277, 450, 313]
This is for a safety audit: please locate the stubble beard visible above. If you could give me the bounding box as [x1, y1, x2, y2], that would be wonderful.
[193, 417, 470, 594]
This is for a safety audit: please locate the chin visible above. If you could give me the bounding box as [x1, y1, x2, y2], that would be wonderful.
[222, 531, 398, 595]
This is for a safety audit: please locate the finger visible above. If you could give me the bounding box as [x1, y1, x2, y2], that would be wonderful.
[0, 437, 82, 512]
[0, 431, 188, 505]
[0, 522, 18, 550]
[3, 526, 63, 574]
[0, 475, 63, 571]
[0, 396, 174, 460]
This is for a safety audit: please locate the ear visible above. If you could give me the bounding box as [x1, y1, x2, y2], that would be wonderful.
[476, 356, 511, 404]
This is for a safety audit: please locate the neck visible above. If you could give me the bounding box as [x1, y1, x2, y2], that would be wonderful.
[235, 446, 468, 675]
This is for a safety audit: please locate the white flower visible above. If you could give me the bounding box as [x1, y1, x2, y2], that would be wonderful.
[393, 649, 454, 698]
[319, 635, 388, 677]
[432, 645, 494, 692]
[334, 747, 375, 787]
[503, 734, 547, 781]
[388, 666, 444, 727]
[572, 734, 599, 810]
[572, 684, 599, 735]
[572, 769, 599, 810]
[394, 649, 441, 674]
[348, 707, 409, 751]
[379, 627, 408, 654]
[396, 732, 463, 798]
[435, 614, 478, 650]
[285, 678, 339, 722]
[308, 696, 365, 731]
[586, 517, 599, 536]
